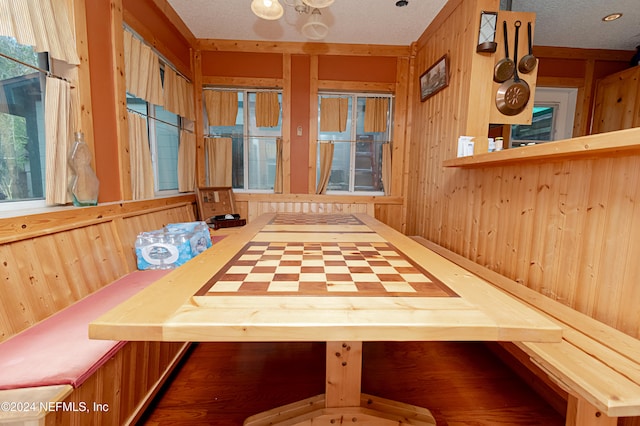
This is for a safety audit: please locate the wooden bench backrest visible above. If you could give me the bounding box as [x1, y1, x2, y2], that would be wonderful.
[411, 237, 640, 382]
[0, 196, 196, 342]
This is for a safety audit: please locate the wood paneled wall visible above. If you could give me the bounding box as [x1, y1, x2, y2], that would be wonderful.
[534, 46, 632, 136]
[231, 193, 403, 223]
[0, 196, 196, 340]
[406, 0, 640, 337]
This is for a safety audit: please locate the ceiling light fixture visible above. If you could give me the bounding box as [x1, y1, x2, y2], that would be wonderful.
[302, 0, 334, 8]
[602, 13, 623, 22]
[252, 0, 333, 40]
[251, 0, 284, 20]
[301, 8, 329, 40]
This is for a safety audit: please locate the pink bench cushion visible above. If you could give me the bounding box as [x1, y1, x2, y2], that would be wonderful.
[0, 270, 169, 390]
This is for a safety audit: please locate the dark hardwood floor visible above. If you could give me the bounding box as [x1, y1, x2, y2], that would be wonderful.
[139, 341, 565, 425]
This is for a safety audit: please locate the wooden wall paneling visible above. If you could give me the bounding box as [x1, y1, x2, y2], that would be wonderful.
[44, 341, 189, 426]
[282, 53, 292, 194]
[308, 55, 319, 194]
[619, 165, 640, 337]
[573, 158, 613, 318]
[524, 163, 553, 295]
[0, 242, 47, 338]
[591, 67, 640, 134]
[594, 156, 639, 328]
[111, 0, 133, 201]
[196, 39, 410, 57]
[193, 50, 206, 188]
[551, 160, 590, 308]
[70, 0, 96, 159]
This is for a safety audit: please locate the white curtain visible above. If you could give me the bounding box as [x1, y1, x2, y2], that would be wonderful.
[177, 130, 196, 192]
[44, 76, 72, 205]
[123, 30, 163, 105]
[128, 111, 155, 200]
[205, 137, 232, 187]
[255, 92, 280, 127]
[316, 142, 334, 194]
[274, 137, 283, 194]
[382, 143, 392, 196]
[320, 97, 348, 132]
[0, 0, 79, 64]
[203, 91, 238, 126]
[163, 67, 195, 121]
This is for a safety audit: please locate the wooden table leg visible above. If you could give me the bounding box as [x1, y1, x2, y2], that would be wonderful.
[326, 341, 362, 408]
[244, 341, 436, 426]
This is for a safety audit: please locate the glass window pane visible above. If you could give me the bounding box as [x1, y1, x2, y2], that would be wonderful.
[316, 94, 390, 194]
[208, 92, 244, 189]
[354, 139, 384, 192]
[325, 142, 350, 191]
[0, 37, 46, 202]
[248, 137, 276, 190]
[511, 105, 556, 144]
[355, 97, 386, 192]
[126, 93, 147, 115]
[154, 107, 179, 191]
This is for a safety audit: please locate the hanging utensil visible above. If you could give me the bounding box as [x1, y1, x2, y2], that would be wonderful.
[518, 21, 537, 74]
[493, 21, 515, 83]
[495, 20, 530, 116]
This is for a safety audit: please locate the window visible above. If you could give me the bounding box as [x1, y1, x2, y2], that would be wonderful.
[126, 81, 181, 195]
[317, 93, 392, 194]
[510, 87, 577, 147]
[0, 36, 47, 206]
[205, 89, 282, 191]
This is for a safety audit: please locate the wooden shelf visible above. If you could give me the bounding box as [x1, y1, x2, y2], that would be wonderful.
[443, 128, 640, 168]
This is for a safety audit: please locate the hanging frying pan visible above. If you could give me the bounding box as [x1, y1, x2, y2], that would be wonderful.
[518, 21, 537, 74]
[493, 21, 515, 83]
[496, 20, 530, 116]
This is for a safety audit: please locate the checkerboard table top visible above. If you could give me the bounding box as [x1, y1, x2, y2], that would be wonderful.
[199, 241, 458, 298]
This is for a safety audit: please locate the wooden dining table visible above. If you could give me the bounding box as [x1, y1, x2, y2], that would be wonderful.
[89, 213, 562, 425]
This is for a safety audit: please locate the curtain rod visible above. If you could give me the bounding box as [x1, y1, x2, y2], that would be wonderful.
[317, 139, 390, 144]
[204, 133, 278, 139]
[0, 51, 73, 86]
[127, 107, 185, 129]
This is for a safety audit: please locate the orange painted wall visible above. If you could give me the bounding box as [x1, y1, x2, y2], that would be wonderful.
[290, 55, 310, 194]
[201, 51, 284, 78]
[318, 55, 397, 82]
[85, 0, 120, 202]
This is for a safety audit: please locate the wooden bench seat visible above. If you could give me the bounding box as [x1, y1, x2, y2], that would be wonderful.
[410, 236, 640, 426]
[0, 270, 169, 390]
[0, 197, 197, 425]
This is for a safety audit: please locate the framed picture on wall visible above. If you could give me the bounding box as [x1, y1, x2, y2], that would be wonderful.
[420, 54, 449, 102]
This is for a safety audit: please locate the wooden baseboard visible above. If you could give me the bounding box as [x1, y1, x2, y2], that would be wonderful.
[125, 342, 192, 426]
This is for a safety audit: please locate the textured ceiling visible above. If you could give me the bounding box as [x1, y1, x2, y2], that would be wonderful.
[508, 0, 640, 50]
[167, 0, 640, 51]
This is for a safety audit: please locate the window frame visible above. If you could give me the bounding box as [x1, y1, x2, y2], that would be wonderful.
[510, 87, 578, 147]
[0, 37, 50, 212]
[125, 68, 182, 198]
[316, 91, 394, 195]
[204, 87, 283, 193]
